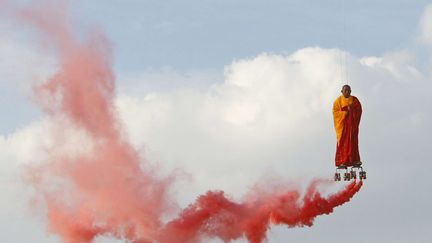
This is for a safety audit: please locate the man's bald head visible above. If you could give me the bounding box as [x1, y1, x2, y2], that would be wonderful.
[341, 84, 351, 98]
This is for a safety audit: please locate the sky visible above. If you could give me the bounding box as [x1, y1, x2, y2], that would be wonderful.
[1, 0, 432, 242]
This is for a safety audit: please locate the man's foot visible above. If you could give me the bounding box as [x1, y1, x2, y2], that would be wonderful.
[353, 161, 362, 167]
[337, 163, 347, 169]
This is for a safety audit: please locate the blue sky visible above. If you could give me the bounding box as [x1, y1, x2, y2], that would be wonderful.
[1, 1, 432, 243]
[73, 0, 429, 71]
[2, 0, 430, 134]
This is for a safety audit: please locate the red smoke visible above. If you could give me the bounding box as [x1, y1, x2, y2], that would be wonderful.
[160, 180, 362, 243]
[7, 2, 363, 243]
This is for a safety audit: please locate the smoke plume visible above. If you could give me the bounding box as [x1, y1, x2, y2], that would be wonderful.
[5, 1, 363, 242]
[160, 180, 361, 243]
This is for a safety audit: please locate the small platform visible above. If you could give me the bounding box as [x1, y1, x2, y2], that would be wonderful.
[334, 162, 366, 181]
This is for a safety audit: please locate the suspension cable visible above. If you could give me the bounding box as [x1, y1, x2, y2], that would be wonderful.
[340, 0, 350, 85]
[345, 0, 349, 85]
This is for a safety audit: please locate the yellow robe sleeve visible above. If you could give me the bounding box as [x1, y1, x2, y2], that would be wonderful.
[332, 96, 346, 144]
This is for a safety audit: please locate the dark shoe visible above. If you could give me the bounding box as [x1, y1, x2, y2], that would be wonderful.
[353, 161, 362, 167]
[337, 163, 347, 169]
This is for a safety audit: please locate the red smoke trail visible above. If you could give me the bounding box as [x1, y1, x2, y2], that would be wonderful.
[160, 180, 362, 243]
[7, 2, 363, 243]
[16, 2, 175, 242]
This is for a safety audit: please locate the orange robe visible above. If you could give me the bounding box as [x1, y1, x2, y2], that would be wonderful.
[332, 95, 362, 166]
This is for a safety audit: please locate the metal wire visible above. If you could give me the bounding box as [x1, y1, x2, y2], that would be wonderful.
[340, 0, 350, 85]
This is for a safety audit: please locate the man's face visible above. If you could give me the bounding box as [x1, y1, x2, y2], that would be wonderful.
[341, 86, 351, 98]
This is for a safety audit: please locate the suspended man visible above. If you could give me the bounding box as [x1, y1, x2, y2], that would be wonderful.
[332, 85, 366, 181]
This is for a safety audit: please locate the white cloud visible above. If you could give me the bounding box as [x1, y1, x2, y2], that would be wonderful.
[0, 29, 59, 242]
[2, 43, 431, 242]
[119, 48, 432, 242]
[115, 47, 431, 209]
[418, 4, 432, 45]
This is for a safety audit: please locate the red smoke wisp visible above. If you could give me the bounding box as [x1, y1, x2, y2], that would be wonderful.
[8, 2, 363, 243]
[16, 2, 175, 242]
[160, 180, 362, 243]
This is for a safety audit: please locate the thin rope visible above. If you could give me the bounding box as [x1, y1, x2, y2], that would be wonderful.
[338, 0, 344, 85]
[336, 0, 350, 86]
[342, 0, 350, 85]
